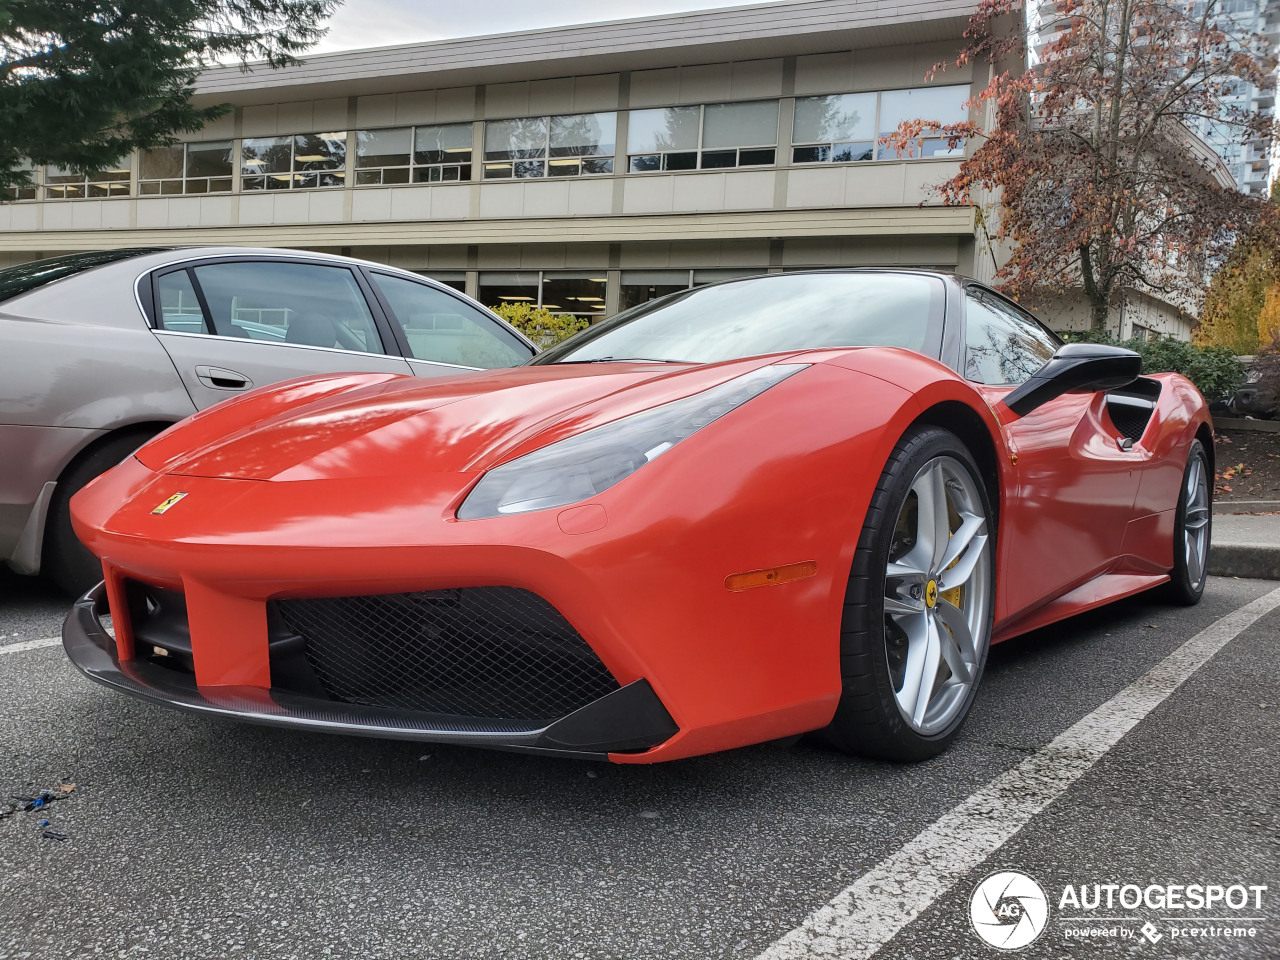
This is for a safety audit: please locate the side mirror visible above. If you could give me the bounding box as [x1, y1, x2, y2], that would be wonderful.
[1002, 343, 1141, 417]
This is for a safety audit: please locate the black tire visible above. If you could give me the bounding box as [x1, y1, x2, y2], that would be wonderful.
[42, 431, 156, 597]
[822, 425, 995, 762]
[1163, 439, 1211, 606]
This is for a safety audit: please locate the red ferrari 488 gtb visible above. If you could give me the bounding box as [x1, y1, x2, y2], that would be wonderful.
[64, 270, 1213, 763]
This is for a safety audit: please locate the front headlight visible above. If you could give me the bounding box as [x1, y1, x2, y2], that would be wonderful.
[457, 363, 807, 520]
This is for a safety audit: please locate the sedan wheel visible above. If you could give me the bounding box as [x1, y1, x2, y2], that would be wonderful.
[823, 425, 995, 761]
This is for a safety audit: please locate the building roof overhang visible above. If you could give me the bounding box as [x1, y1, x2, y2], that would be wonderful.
[193, 0, 978, 106]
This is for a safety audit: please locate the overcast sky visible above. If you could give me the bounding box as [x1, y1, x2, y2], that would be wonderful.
[311, 0, 783, 52]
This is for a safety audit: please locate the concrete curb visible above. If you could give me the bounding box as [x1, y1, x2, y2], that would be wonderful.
[1215, 500, 1280, 514]
[1208, 543, 1280, 581]
[1214, 417, 1280, 433]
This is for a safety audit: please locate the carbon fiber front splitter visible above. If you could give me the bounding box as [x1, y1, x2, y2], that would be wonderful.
[62, 582, 678, 761]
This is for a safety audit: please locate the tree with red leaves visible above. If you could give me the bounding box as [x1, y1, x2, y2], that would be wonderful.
[891, 0, 1277, 333]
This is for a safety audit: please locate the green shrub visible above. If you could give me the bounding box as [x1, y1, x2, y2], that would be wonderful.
[1058, 330, 1246, 400]
[490, 301, 589, 347]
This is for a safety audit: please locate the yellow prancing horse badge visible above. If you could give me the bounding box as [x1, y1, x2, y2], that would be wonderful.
[925, 579, 939, 608]
[151, 492, 189, 515]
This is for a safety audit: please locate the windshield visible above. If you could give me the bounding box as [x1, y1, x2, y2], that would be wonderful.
[0, 248, 168, 304]
[531, 272, 947, 365]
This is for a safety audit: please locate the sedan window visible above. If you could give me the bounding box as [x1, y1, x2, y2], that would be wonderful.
[370, 273, 533, 369]
[188, 261, 385, 354]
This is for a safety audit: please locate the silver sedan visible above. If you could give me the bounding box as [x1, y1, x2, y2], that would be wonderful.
[0, 247, 536, 594]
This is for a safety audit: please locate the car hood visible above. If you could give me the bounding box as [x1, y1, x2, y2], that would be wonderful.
[136, 359, 787, 482]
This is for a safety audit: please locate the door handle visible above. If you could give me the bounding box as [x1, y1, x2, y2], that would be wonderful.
[195, 365, 253, 390]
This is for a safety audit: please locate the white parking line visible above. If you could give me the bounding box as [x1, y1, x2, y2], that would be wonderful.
[0, 637, 61, 655]
[758, 585, 1280, 960]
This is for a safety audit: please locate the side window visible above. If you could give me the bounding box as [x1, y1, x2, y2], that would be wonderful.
[155, 270, 207, 333]
[370, 273, 533, 369]
[188, 261, 385, 354]
[964, 291, 1059, 385]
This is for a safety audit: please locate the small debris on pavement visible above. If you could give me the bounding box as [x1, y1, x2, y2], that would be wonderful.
[638, 810, 659, 819]
[41, 830, 68, 842]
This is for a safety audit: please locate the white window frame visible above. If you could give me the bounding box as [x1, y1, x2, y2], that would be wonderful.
[482, 113, 617, 181]
[627, 101, 779, 174]
[139, 141, 235, 196]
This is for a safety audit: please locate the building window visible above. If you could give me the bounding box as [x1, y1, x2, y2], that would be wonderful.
[242, 132, 346, 190]
[478, 271, 608, 317]
[413, 124, 473, 182]
[876, 86, 968, 159]
[628, 101, 778, 172]
[354, 124, 473, 185]
[483, 113, 615, 179]
[3, 162, 37, 201]
[354, 128, 412, 185]
[44, 159, 131, 199]
[416, 271, 467, 292]
[792, 93, 877, 163]
[140, 141, 234, 195]
[619, 270, 692, 312]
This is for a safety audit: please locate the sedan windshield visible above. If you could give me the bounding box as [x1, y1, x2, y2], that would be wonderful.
[532, 272, 946, 365]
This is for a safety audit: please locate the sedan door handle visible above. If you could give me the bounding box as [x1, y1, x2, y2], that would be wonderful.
[195, 365, 253, 390]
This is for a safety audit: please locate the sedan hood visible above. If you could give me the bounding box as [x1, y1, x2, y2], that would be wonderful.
[137, 360, 781, 482]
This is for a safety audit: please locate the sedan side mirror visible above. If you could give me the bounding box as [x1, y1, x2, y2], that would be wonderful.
[1002, 343, 1142, 417]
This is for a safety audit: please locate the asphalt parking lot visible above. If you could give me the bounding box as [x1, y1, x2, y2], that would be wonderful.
[1, 570, 1277, 959]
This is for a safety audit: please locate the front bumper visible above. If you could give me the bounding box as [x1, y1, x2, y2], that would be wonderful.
[63, 582, 678, 760]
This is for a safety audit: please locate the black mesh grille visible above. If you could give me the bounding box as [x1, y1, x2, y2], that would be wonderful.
[272, 588, 619, 723]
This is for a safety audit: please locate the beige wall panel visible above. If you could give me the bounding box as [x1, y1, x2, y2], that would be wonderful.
[715, 239, 771, 266]
[911, 42, 972, 83]
[722, 170, 775, 209]
[355, 246, 391, 264]
[785, 167, 846, 208]
[477, 244, 523, 268]
[356, 94, 397, 128]
[352, 188, 392, 221]
[485, 81, 529, 118]
[167, 197, 201, 228]
[136, 199, 169, 229]
[237, 194, 275, 225]
[795, 52, 854, 96]
[275, 100, 313, 133]
[573, 74, 621, 112]
[521, 181, 571, 218]
[527, 243, 567, 268]
[672, 173, 724, 212]
[622, 176, 675, 214]
[312, 98, 349, 132]
[844, 164, 908, 206]
[853, 50, 917, 91]
[478, 182, 525, 218]
[70, 202, 102, 231]
[5, 205, 39, 232]
[680, 62, 733, 102]
[422, 245, 470, 269]
[560, 243, 611, 268]
[629, 67, 681, 108]
[903, 161, 960, 204]
[434, 86, 477, 123]
[567, 178, 613, 216]
[731, 59, 784, 99]
[430, 185, 471, 220]
[0, 205, 14, 231]
[896, 236, 960, 264]
[619, 242, 674, 268]
[528, 77, 576, 116]
[308, 190, 345, 221]
[204, 112, 236, 138]
[242, 104, 279, 137]
[393, 90, 435, 125]
[199, 196, 234, 226]
[102, 201, 132, 230]
[389, 186, 433, 221]
[272, 191, 310, 223]
[42, 204, 73, 231]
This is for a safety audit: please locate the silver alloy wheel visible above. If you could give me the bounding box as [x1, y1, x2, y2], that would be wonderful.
[882, 455, 992, 735]
[1184, 454, 1211, 590]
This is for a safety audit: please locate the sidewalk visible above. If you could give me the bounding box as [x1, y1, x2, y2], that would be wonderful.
[1209, 508, 1280, 580]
